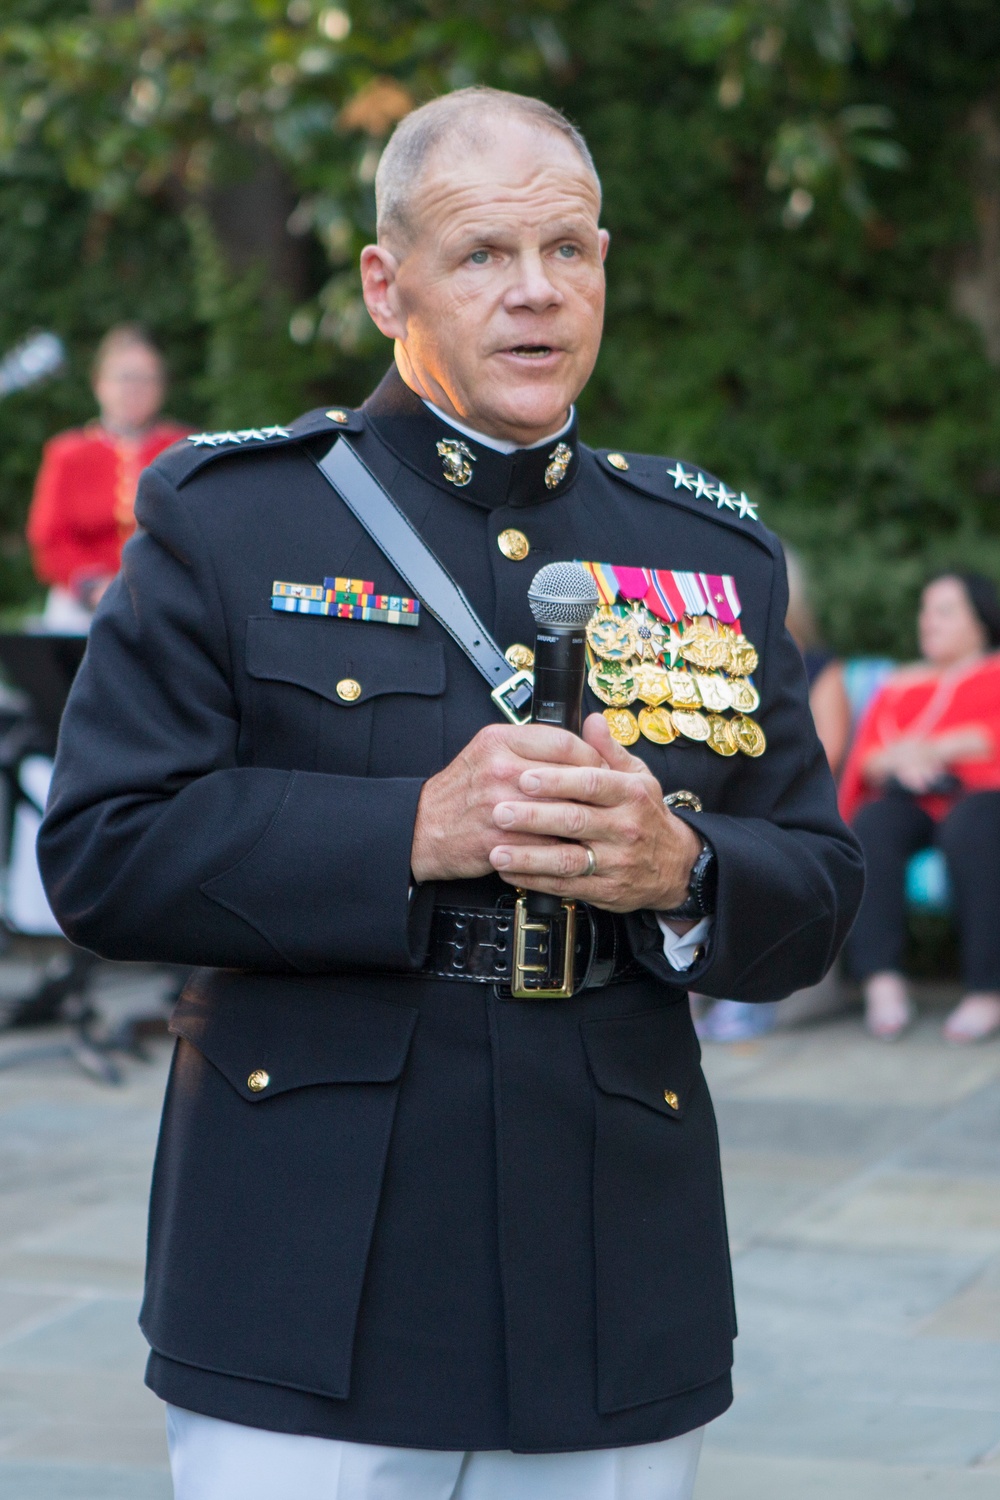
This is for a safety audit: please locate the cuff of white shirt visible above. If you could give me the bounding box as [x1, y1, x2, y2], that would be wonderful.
[655, 913, 714, 971]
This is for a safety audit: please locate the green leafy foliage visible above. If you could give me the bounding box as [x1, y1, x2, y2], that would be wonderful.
[0, 0, 998, 654]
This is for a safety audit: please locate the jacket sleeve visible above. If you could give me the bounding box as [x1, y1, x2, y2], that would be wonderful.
[37, 466, 432, 973]
[627, 547, 865, 1002]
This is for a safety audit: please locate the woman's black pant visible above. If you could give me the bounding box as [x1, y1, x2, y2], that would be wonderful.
[845, 788, 1000, 989]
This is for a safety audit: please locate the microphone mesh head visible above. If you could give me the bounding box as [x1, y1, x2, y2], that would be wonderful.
[527, 561, 600, 627]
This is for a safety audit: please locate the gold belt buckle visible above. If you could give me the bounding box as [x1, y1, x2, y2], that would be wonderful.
[510, 893, 577, 1000]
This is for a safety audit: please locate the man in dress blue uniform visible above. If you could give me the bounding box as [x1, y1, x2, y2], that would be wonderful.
[38, 88, 863, 1499]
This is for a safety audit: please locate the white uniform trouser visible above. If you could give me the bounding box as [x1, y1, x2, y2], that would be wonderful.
[166, 1406, 704, 1500]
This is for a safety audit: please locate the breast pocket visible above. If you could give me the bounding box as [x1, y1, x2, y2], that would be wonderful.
[244, 614, 446, 778]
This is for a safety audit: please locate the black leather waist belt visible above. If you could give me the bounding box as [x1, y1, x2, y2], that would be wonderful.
[424, 898, 642, 1000]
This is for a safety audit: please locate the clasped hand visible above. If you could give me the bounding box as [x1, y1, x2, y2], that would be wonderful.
[410, 713, 700, 913]
[868, 726, 991, 794]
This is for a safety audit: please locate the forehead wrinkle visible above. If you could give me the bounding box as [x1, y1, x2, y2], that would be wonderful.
[399, 128, 600, 242]
[413, 170, 602, 255]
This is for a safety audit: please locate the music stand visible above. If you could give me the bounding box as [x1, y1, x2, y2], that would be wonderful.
[0, 632, 86, 748]
[0, 632, 158, 1083]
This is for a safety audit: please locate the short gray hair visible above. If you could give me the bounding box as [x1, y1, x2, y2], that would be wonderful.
[375, 86, 601, 249]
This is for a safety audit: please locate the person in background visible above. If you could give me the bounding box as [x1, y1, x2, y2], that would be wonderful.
[784, 549, 852, 776]
[27, 324, 188, 630]
[696, 549, 852, 1043]
[841, 572, 1000, 1043]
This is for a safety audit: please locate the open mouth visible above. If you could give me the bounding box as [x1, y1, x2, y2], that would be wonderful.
[506, 345, 558, 358]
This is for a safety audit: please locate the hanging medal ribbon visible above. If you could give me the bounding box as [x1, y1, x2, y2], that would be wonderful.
[577, 560, 765, 757]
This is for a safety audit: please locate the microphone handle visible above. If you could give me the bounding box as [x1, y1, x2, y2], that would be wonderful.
[527, 625, 587, 919]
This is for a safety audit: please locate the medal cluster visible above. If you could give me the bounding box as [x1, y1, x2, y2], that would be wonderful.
[585, 604, 767, 756]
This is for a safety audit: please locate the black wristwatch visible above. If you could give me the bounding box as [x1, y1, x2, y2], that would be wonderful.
[660, 841, 717, 920]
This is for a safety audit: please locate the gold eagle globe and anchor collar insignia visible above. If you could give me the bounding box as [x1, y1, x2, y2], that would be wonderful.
[578, 560, 766, 757]
[437, 439, 476, 487]
[544, 442, 574, 490]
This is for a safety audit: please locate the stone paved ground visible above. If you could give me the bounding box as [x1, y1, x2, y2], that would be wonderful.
[0, 951, 997, 1499]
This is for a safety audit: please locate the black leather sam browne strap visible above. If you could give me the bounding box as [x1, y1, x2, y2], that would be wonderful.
[313, 437, 534, 724]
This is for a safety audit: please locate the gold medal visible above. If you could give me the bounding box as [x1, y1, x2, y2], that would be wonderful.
[706, 714, 738, 756]
[728, 676, 760, 713]
[589, 660, 637, 708]
[667, 669, 702, 708]
[732, 715, 767, 757]
[672, 709, 711, 742]
[632, 663, 672, 706]
[586, 608, 639, 662]
[682, 632, 731, 670]
[728, 638, 759, 677]
[692, 672, 732, 712]
[604, 708, 640, 745]
[638, 706, 678, 744]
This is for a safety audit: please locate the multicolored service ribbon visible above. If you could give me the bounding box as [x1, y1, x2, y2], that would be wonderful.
[577, 562, 742, 625]
[271, 578, 420, 627]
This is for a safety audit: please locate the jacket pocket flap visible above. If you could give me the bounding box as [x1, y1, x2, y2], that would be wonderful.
[246, 614, 445, 704]
[170, 972, 418, 1101]
[581, 1006, 701, 1120]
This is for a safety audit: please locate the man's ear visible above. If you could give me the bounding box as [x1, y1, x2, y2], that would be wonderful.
[598, 229, 610, 263]
[360, 244, 407, 340]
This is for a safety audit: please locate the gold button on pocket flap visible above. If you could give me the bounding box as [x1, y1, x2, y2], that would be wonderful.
[582, 1009, 698, 1122]
[248, 1069, 270, 1092]
[607, 452, 629, 471]
[326, 409, 350, 424]
[336, 678, 362, 702]
[497, 528, 530, 561]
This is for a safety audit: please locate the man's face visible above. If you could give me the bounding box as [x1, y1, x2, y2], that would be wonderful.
[363, 120, 609, 444]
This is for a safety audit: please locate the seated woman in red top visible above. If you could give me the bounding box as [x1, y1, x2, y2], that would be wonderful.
[841, 572, 1000, 1043]
[27, 324, 189, 628]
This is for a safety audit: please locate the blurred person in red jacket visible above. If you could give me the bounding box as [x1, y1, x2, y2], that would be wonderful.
[841, 572, 1000, 1043]
[27, 324, 189, 629]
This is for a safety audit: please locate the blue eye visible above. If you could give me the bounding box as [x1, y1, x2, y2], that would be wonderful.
[469, 250, 489, 265]
[557, 244, 578, 258]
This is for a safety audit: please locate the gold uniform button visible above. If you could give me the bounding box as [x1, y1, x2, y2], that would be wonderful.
[607, 452, 629, 471]
[663, 1090, 679, 1110]
[497, 528, 530, 562]
[336, 678, 362, 702]
[505, 643, 535, 672]
[326, 409, 350, 424]
[248, 1069, 270, 1092]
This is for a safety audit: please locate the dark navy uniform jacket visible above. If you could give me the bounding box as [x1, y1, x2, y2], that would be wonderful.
[38, 367, 863, 1453]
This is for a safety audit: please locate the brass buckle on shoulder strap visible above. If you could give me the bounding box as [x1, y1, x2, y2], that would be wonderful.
[491, 669, 534, 726]
[511, 893, 577, 1000]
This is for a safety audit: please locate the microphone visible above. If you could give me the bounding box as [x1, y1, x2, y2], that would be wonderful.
[527, 561, 600, 736]
[525, 562, 600, 918]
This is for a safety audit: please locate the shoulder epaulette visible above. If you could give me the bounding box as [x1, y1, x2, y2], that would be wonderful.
[593, 448, 778, 555]
[152, 405, 364, 487]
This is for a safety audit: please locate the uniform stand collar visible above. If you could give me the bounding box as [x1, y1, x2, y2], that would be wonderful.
[362, 366, 580, 511]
